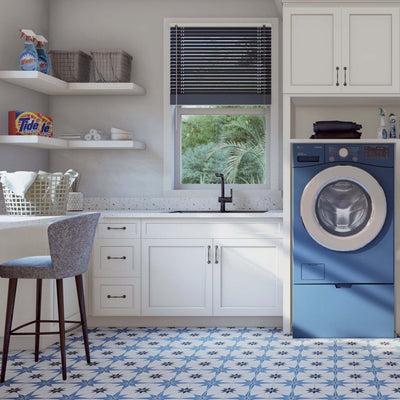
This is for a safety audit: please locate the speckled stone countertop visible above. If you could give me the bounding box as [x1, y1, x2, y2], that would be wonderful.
[0, 210, 283, 230]
[99, 210, 283, 219]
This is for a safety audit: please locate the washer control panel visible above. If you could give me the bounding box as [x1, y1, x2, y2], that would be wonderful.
[326, 144, 394, 166]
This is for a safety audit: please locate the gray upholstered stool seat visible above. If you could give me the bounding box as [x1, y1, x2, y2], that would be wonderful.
[0, 213, 100, 382]
[0, 256, 53, 279]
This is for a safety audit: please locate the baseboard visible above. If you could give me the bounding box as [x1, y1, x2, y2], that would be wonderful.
[87, 316, 283, 329]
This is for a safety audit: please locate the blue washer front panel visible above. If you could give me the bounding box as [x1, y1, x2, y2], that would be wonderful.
[292, 143, 394, 338]
[292, 284, 394, 338]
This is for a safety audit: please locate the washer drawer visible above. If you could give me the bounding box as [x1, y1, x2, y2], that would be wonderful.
[293, 284, 394, 338]
[92, 278, 141, 316]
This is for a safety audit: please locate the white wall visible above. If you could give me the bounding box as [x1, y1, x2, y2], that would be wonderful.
[48, 0, 280, 197]
[0, 0, 50, 172]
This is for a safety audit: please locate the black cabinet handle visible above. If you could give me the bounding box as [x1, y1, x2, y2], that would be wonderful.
[107, 294, 127, 299]
[343, 67, 347, 86]
[107, 226, 127, 230]
[207, 245, 211, 264]
[107, 256, 127, 260]
[215, 245, 219, 264]
[336, 66, 339, 86]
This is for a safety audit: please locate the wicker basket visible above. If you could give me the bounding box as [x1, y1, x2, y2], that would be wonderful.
[1, 174, 70, 216]
[91, 50, 132, 82]
[49, 50, 91, 82]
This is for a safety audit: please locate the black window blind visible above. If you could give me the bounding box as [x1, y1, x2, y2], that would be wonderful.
[170, 26, 272, 105]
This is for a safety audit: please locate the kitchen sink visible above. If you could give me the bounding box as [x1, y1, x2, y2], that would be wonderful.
[169, 210, 269, 213]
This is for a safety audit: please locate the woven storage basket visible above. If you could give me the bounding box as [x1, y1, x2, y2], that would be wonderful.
[49, 50, 91, 82]
[1, 174, 70, 216]
[91, 50, 132, 82]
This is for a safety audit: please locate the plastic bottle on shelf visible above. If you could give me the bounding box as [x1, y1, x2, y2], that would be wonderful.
[18, 29, 38, 71]
[389, 113, 397, 139]
[35, 34, 49, 74]
[377, 108, 388, 139]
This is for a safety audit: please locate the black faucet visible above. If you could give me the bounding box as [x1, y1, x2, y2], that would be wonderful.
[215, 173, 233, 212]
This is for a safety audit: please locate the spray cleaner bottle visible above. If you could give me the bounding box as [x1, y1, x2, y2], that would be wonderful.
[389, 113, 397, 139]
[377, 108, 388, 139]
[18, 29, 38, 71]
[35, 34, 49, 74]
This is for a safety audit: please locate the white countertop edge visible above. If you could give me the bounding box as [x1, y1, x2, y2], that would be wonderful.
[97, 210, 283, 219]
[0, 210, 283, 229]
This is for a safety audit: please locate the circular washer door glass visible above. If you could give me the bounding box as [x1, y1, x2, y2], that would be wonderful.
[300, 165, 387, 252]
[315, 179, 372, 237]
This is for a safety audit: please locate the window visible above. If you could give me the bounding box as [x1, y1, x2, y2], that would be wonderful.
[164, 19, 278, 192]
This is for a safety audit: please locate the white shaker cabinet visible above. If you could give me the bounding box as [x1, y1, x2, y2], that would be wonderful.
[284, 7, 399, 93]
[213, 238, 282, 316]
[141, 238, 213, 316]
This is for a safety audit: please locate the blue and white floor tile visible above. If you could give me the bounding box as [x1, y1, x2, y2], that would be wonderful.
[2, 328, 400, 399]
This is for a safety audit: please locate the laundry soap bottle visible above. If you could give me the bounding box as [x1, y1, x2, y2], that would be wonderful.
[377, 108, 388, 139]
[18, 29, 38, 71]
[35, 34, 49, 74]
[389, 113, 397, 138]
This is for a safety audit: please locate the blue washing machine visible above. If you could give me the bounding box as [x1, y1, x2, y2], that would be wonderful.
[292, 143, 394, 338]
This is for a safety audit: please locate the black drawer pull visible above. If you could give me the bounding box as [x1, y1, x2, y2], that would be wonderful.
[107, 256, 127, 260]
[107, 295, 127, 299]
[107, 226, 127, 230]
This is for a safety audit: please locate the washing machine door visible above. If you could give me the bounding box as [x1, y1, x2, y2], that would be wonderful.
[300, 165, 387, 252]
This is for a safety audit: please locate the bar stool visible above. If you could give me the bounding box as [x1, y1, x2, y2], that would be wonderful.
[0, 213, 100, 382]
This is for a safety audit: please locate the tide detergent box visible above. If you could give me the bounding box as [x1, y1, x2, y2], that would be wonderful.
[40, 115, 53, 137]
[8, 111, 53, 137]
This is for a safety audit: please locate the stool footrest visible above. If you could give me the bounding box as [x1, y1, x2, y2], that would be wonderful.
[10, 319, 82, 336]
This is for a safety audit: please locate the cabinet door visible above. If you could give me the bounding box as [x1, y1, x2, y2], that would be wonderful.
[284, 8, 340, 93]
[341, 8, 399, 93]
[213, 238, 282, 316]
[141, 239, 212, 316]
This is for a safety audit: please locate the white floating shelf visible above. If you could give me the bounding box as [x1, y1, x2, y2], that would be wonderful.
[0, 135, 146, 150]
[67, 140, 146, 149]
[0, 135, 66, 149]
[0, 71, 146, 96]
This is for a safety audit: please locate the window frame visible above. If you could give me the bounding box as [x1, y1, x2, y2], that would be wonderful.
[163, 18, 280, 196]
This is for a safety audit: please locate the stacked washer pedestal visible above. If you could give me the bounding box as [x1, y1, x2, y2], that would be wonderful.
[292, 143, 394, 338]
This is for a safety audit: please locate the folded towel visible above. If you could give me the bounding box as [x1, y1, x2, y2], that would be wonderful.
[0, 171, 37, 197]
[313, 121, 362, 132]
[310, 131, 362, 139]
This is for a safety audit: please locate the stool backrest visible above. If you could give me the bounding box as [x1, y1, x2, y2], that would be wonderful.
[47, 213, 100, 279]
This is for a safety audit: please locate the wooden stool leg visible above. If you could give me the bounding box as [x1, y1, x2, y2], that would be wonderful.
[1, 278, 18, 383]
[75, 275, 90, 364]
[56, 279, 67, 380]
[34, 279, 42, 362]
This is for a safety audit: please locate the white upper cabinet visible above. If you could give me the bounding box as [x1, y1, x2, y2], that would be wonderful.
[284, 6, 399, 93]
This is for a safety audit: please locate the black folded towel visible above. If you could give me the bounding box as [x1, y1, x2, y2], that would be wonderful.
[310, 131, 362, 139]
[313, 121, 362, 132]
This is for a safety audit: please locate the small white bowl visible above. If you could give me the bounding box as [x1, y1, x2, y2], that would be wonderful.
[111, 132, 132, 140]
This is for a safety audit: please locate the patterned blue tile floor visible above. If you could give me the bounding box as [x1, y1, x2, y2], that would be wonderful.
[1, 327, 400, 399]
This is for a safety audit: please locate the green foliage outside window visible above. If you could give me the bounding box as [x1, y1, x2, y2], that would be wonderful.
[181, 113, 266, 184]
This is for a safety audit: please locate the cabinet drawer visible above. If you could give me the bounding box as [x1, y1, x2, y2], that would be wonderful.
[92, 278, 141, 316]
[142, 220, 282, 238]
[92, 239, 140, 277]
[97, 223, 139, 238]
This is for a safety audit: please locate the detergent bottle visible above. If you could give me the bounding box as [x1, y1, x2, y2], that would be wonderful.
[377, 108, 388, 139]
[35, 34, 49, 74]
[389, 113, 397, 139]
[18, 29, 38, 71]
